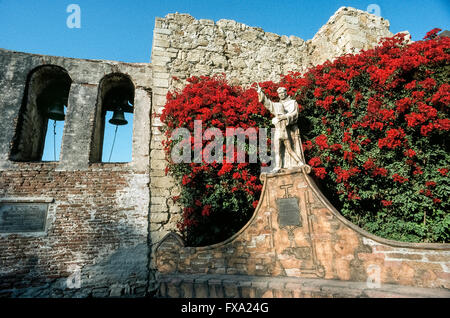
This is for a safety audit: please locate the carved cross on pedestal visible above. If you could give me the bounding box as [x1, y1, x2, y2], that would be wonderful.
[280, 184, 293, 198]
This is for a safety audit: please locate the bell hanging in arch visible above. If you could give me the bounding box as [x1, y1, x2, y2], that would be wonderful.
[109, 109, 128, 126]
[47, 102, 65, 121]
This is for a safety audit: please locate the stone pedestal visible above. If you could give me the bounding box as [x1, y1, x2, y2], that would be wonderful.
[155, 167, 450, 297]
[258, 166, 325, 278]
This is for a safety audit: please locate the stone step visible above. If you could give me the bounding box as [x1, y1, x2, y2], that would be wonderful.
[157, 273, 450, 298]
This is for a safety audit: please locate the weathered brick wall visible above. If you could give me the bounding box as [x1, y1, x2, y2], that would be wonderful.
[155, 169, 450, 297]
[0, 165, 149, 297]
[0, 49, 152, 297]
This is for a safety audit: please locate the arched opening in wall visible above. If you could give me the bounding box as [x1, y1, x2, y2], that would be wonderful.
[91, 73, 134, 163]
[10, 65, 71, 162]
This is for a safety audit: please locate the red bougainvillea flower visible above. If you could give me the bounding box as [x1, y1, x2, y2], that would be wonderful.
[424, 28, 442, 40]
[315, 134, 329, 150]
[404, 149, 416, 158]
[425, 181, 437, 188]
[392, 173, 409, 183]
[313, 167, 327, 179]
[308, 157, 321, 167]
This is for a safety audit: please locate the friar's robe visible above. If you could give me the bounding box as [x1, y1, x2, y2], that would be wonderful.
[261, 96, 306, 169]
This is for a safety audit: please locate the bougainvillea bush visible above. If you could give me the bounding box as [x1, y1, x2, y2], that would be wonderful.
[288, 30, 449, 243]
[160, 75, 271, 246]
[161, 30, 449, 246]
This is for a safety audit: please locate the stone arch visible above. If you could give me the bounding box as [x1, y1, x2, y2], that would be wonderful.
[10, 64, 72, 161]
[90, 73, 135, 163]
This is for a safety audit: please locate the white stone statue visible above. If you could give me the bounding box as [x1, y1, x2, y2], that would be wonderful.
[257, 85, 306, 173]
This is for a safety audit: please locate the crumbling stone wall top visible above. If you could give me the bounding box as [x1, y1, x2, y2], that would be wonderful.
[308, 6, 394, 66]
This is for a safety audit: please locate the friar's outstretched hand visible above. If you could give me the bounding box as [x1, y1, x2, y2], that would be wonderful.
[256, 84, 264, 103]
[256, 84, 263, 94]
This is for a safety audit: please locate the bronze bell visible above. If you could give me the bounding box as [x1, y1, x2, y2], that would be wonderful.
[47, 103, 65, 121]
[109, 109, 128, 126]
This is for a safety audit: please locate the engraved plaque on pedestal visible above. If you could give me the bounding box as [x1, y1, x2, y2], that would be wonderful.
[276, 197, 301, 227]
[0, 203, 48, 233]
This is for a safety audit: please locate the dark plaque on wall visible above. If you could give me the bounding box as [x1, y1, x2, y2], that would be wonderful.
[276, 197, 301, 227]
[0, 203, 48, 233]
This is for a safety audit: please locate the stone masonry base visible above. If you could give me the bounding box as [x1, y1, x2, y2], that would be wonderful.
[156, 274, 450, 298]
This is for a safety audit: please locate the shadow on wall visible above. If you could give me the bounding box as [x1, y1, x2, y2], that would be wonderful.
[0, 220, 148, 298]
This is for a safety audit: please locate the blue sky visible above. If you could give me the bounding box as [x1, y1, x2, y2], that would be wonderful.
[0, 0, 449, 161]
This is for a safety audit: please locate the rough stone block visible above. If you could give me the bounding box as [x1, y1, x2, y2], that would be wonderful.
[153, 72, 170, 79]
[153, 55, 172, 64]
[240, 286, 256, 298]
[153, 94, 167, 106]
[152, 87, 169, 96]
[151, 176, 175, 188]
[151, 196, 167, 205]
[181, 281, 194, 298]
[194, 282, 208, 298]
[154, 39, 170, 48]
[92, 287, 109, 298]
[109, 285, 124, 297]
[150, 212, 169, 223]
[208, 283, 224, 298]
[154, 27, 172, 35]
[151, 159, 168, 170]
[167, 284, 181, 298]
[223, 281, 239, 298]
[150, 204, 168, 213]
[152, 61, 169, 69]
[260, 289, 273, 298]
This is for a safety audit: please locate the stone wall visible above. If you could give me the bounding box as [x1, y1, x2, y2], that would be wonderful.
[148, 6, 394, 275]
[307, 7, 394, 67]
[153, 6, 393, 88]
[155, 169, 450, 298]
[0, 49, 152, 297]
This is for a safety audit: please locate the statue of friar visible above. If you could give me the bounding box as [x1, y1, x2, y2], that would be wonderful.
[257, 85, 307, 173]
